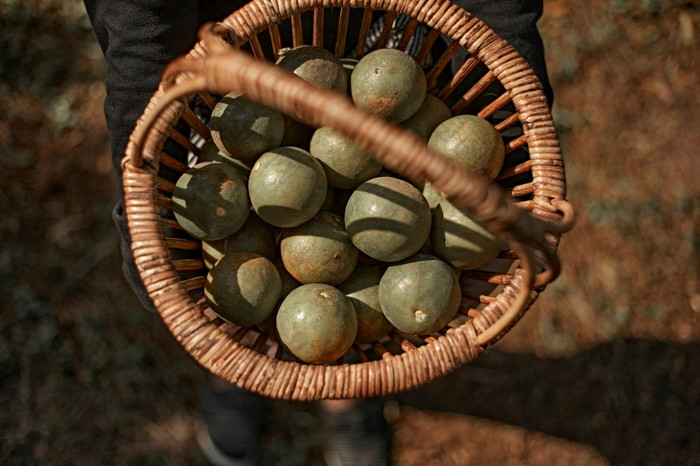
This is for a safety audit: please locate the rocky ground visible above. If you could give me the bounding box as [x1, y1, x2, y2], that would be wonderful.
[1, 0, 698, 464]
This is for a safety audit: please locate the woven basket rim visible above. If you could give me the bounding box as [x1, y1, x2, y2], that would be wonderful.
[123, 0, 571, 400]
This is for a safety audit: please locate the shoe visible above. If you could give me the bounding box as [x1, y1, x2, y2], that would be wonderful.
[197, 376, 265, 466]
[322, 398, 392, 466]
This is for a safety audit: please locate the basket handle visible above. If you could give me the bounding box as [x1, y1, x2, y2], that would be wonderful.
[127, 24, 574, 347]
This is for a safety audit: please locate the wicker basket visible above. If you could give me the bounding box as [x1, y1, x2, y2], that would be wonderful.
[123, 0, 574, 400]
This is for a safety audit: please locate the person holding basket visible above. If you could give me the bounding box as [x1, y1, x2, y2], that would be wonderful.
[84, 1, 553, 464]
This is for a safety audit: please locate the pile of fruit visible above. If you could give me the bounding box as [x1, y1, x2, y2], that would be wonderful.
[172, 46, 506, 364]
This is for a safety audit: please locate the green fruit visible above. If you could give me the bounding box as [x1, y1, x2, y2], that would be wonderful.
[280, 211, 358, 285]
[276, 45, 348, 94]
[338, 264, 393, 344]
[198, 140, 251, 180]
[205, 252, 282, 327]
[378, 254, 461, 335]
[172, 162, 250, 241]
[309, 127, 383, 189]
[400, 94, 452, 141]
[248, 146, 327, 228]
[344, 176, 431, 262]
[201, 213, 278, 269]
[276, 284, 358, 364]
[210, 92, 284, 163]
[427, 115, 505, 181]
[351, 48, 426, 122]
[430, 197, 504, 270]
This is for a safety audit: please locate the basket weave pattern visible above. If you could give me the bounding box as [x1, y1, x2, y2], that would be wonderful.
[123, 0, 572, 400]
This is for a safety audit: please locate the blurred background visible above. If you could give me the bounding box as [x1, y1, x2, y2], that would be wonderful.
[1, 0, 697, 464]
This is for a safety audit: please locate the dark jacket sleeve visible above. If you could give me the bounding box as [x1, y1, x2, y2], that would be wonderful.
[85, 0, 550, 312]
[84, 0, 247, 311]
[451, 0, 552, 105]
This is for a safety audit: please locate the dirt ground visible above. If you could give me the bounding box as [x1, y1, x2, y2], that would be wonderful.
[1, 1, 698, 465]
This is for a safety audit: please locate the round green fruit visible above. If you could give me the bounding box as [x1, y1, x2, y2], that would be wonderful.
[338, 264, 393, 344]
[400, 94, 452, 141]
[248, 146, 327, 228]
[378, 254, 461, 335]
[430, 197, 503, 270]
[351, 48, 426, 122]
[210, 92, 284, 163]
[344, 176, 431, 262]
[198, 140, 251, 180]
[201, 213, 278, 269]
[309, 126, 383, 189]
[205, 252, 282, 327]
[427, 115, 505, 181]
[276, 45, 348, 94]
[172, 162, 250, 241]
[276, 283, 358, 364]
[280, 211, 358, 285]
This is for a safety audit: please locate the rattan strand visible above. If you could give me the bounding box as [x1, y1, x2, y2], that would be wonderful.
[122, 0, 573, 400]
